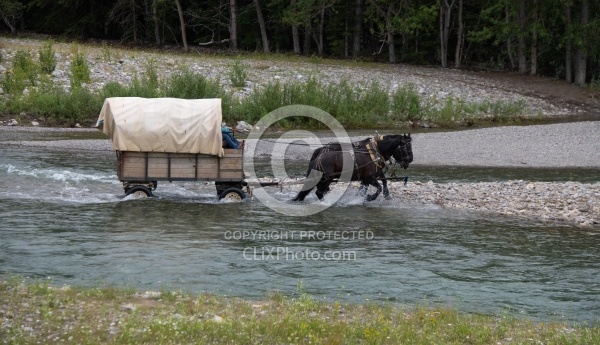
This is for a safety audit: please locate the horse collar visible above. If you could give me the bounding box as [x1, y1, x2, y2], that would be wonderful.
[367, 139, 385, 169]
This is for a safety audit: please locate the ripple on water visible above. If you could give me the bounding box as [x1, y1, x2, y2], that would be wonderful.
[0, 146, 599, 323]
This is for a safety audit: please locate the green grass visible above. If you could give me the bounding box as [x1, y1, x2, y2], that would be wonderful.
[1, 278, 598, 345]
[0, 42, 531, 128]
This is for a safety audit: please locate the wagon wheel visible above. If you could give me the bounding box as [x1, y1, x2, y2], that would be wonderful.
[125, 186, 153, 198]
[219, 187, 246, 202]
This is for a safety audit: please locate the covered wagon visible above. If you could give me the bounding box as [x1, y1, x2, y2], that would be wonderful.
[96, 97, 248, 200]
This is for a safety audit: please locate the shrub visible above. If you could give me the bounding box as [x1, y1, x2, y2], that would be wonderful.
[69, 52, 91, 89]
[352, 81, 389, 126]
[39, 41, 57, 74]
[12, 49, 38, 86]
[391, 84, 423, 122]
[127, 75, 161, 98]
[2, 69, 28, 94]
[164, 68, 223, 99]
[99, 81, 130, 98]
[142, 58, 159, 91]
[28, 87, 100, 124]
[233, 78, 392, 127]
[229, 60, 248, 88]
[62, 88, 101, 123]
[101, 42, 111, 62]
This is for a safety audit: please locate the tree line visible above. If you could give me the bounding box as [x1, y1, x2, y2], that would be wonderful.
[1, 0, 598, 85]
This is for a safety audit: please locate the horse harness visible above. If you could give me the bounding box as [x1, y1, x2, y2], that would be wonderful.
[364, 137, 386, 169]
[313, 137, 387, 178]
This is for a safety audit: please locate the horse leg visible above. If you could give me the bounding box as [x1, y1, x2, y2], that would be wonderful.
[381, 174, 391, 199]
[292, 185, 315, 201]
[365, 178, 382, 201]
[358, 182, 368, 196]
[315, 180, 332, 200]
[292, 169, 321, 201]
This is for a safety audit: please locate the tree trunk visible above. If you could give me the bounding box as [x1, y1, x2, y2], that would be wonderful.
[318, 8, 325, 55]
[174, 0, 188, 52]
[132, 0, 138, 43]
[506, 5, 515, 69]
[574, 0, 588, 86]
[0, 0, 24, 34]
[292, 26, 301, 54]
[229, 0, 238, 50]
[440, 0, 455, 68]
[253, 0, 270, 53]
[352, 0, 362, 58]
[565, 3, 572, 83]
[143, 0, 150, 40]
[530, 0, 537, 75]
[152, 0, 161, 45]
[518, 0, 527, 73]
[386, 7, 395, 63]
[439, 5, 444, 67]
[454, 0, 463, 68]
[291, 0, 301, 54]
[344, 3, 349, 58]
[401, 0, 409, 53]
[304, 24, 311, 55]
[1, 16, 17, 33]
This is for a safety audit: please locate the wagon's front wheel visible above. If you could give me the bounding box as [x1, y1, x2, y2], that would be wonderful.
[219, 187, 246, 202]
[125, 185, 153, 198]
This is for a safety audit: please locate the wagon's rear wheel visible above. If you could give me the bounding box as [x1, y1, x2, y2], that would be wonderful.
[219, 187, 246, 202]
[125, 185, 153, 198]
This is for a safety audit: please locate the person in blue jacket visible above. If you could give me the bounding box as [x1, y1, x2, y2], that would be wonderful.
[221, 122, 240, 149]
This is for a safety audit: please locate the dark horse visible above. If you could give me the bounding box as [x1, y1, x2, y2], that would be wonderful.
[292, 134, 412, 202]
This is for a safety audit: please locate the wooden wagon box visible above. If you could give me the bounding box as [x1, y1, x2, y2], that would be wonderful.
[117, 149, 244, 182]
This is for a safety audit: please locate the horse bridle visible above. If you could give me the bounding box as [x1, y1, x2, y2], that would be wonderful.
[391, 139, 410, 166]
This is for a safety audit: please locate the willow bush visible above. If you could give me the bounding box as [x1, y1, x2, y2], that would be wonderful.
[38, 41, 57, 74]
[0, 55, 528, 128]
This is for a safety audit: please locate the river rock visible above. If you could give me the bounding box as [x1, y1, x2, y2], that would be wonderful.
[51, 69, 64, 78]
[31, 121, 40, 126]
[120, 303, 136, 312]
[141, 291, 161, 299]
[7, 119, 19, 126]
[236, 120, 252, 132]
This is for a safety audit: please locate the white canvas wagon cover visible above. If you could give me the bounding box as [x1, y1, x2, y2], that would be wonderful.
[97, 97, 224, 156]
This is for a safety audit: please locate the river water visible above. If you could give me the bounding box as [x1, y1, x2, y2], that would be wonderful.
[1, 132, 599, 324]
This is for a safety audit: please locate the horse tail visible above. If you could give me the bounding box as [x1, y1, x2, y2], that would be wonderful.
[305, 147, 322, 177]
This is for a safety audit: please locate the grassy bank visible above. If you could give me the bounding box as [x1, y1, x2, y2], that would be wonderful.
[0, 40, 531, 129]
[1, 278, 598, 344]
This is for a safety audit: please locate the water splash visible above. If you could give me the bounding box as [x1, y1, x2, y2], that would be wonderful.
[3, 163, 117, 184]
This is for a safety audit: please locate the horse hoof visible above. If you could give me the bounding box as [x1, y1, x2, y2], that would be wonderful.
[384, 195, 392, 200]
[366, 195, 376, 202]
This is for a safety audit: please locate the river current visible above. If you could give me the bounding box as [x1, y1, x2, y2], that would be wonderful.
[0, 134, 599, 324]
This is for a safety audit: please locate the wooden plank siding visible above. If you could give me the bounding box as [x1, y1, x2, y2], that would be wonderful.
[118, 149, 244, 182]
